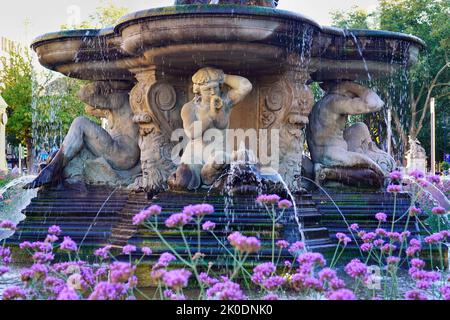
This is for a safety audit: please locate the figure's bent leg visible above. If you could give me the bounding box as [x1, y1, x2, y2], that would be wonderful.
[24, 117, 115, 189]
[323, 148, 385, 178]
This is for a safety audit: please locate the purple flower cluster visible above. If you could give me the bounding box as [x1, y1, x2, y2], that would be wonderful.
[227, 232, 261, 254]
[335, 233, 351, 245]
[375, 212, 387, 222]
[387, 184, 402, 193]
[60, 237, 77, 252]
[132, 205, 162, 225]
[202, 221, 216, 231]
[207, 279, 247, 300]
[409, 169, 425, 180]
[162, 269, 192, 290]
[327, 289, 356, 300]
[183, 204, 214, 217]
[389, 170, 403, 181]
[0, 220, 16, 230]
[431, 206, 447, 215]
[94, 245, 112, 260]
[165, 212, 192, 228]
[344, 259, 368, 279]
[256, 194, 281, 205]
[278, 200, 293, 209]
[288, 241, 306, 256]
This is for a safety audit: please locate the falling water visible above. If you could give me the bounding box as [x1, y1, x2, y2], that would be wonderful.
[347, 31, 372, 82]
[0, 175, 37, 240]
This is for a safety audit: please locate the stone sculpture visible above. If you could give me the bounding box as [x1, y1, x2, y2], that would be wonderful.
[25, 81, 141, 190]
[168, 67, 253, 190]
[307, 81, 390, 187]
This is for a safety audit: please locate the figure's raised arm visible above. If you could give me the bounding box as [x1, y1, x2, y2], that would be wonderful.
[330, 82, 384, 115]
[223, 74, 253, 106]
[78, 81, 132, 110]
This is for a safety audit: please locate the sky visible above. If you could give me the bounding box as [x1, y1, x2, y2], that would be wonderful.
[0, 0, 379, 44]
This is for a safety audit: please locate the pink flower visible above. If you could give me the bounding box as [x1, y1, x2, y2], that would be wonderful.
[162, 269, 192, 290]
[278, 199, 293, 209]
[389, 170, 403, 181]
[350, 223, 359, 231]
[387, 184, 402, 193]
[141, 247, 152, 255]
[256, 194, 281, 205]
[327, 289, 356, 300]
[60, 237, 77, 252]
[202, 221, 216, 231]
[88, 282, 129, 300]
[132, 205, 162, 225]
[122, 245, 137, 255]
[409, 170, 425, 180]
[2, 286, 27, 300]
[183, 204, 214, 217]
[409, 206, 422, 217]
[207, 280, 246, 300]
[404, 289, 427, 300]
[288, 241, 305, 255]
[57, 287, 79, 301]
[386, 256, 400, 265]
[263, 293, 279, 300]
[427, 175, 441, 184]
[276, 240, 290, 249]
[94, 245, 112, 259]
[297, 252, 326, 267]
[227, 232, 261, 254]
[360, 243, 373, 252]
[0, 220, 16, 230]
[153, 252, 176, 269]
[165, 213, 192, 228]
[431, 206, 447, 215]
[110, 262, 135, 284]
[440, 285, 450, 300]
[47, 225, 61, 236]
[375, 212, 387, 222]
[344, 259, 368, 279]
[336, 233, 351, 245]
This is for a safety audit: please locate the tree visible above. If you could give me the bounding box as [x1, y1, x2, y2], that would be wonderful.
[331, 0, 450, 165]
[331, 6, 374, 29]
[0, 48, 36, 169]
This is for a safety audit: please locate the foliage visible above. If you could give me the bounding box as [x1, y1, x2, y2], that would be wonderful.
[331, 0, 450, 163]
[0, 49, 34, 146]
[331, 6, 374, 29]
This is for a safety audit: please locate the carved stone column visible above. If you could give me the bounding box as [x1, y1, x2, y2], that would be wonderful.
[261, 54, 314, 192]
[129, 67, 181, 192]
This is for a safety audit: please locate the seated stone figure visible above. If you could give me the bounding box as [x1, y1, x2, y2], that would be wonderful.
[344, 122, 395, 175]
[168, 67, 252, 190]
[307, 81, 388, 187]
[25, 81, 141, 190]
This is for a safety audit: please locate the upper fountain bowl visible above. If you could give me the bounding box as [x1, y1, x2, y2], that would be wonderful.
[31, 4, 425, 81]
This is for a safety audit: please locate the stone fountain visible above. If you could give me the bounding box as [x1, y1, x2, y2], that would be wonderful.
[9, 1, 425, 264]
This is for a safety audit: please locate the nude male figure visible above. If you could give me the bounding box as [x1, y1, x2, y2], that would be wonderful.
[25, 81, 140, 189]
[169, 67, 253, 190]
[307, 81, 386, 183]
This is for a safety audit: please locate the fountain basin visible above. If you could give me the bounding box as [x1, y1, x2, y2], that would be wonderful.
[31, 5, 425, 81]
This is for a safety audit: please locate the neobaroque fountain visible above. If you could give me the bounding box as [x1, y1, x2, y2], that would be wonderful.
[10, 1, 425, 263]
